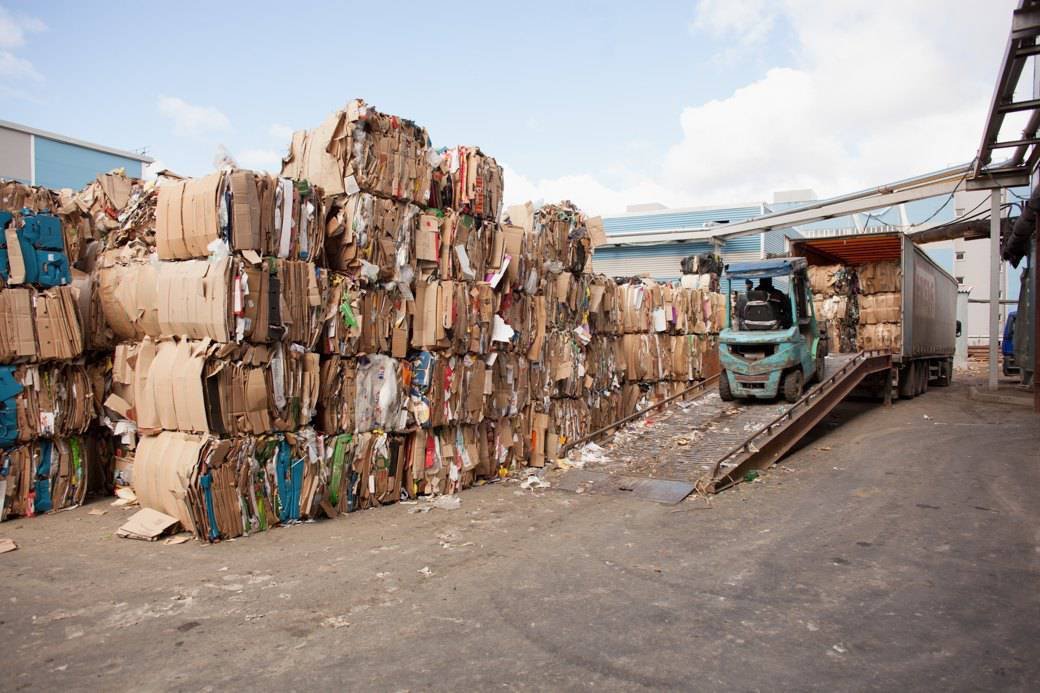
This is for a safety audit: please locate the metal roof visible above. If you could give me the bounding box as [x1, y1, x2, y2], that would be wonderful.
[0, 119, 154, 163]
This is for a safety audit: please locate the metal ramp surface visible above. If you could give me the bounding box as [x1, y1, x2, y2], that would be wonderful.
[556, 351, 893, 502]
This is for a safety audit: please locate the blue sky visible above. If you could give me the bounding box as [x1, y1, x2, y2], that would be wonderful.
[0, 1, 1022, 213]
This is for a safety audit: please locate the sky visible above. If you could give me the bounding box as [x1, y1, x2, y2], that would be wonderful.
[0, 0, 1023, 215]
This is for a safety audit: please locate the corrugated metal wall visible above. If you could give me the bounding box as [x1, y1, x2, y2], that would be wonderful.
[591, 236, 763, 280]
[604, 205, 763, 235]
[34, 136, 144, 190]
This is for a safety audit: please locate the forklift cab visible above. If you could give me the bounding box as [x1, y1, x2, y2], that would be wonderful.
[719, 258, 825, 403]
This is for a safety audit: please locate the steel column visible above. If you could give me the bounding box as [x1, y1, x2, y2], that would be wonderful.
[990, 189, 1001, 390]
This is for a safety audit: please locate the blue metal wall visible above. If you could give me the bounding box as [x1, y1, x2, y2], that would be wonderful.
[604, 205, 762, 235]
[34, 136, 144, 190]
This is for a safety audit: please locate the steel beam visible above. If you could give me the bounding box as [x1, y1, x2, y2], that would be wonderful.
[966, 169, 1032, 190]
[1012, 6, 1040, 39]
[707, 179, 966, 240]
[991, 137, 1040, 149]
[998, 98, 1040, 114]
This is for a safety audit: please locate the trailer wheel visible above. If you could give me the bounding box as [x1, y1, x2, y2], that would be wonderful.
[919, 362, 929, 394]
[899, 362, 916, 399]
[719, 370, 734, 401]
[782, 369, 803, 403]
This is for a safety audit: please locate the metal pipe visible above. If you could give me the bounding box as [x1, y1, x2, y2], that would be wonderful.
[559, 375, 719, 456]
[990, 189, 1002, 390]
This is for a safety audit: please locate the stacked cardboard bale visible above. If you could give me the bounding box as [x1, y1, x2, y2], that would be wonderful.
[613, 278, 724, 413]
[0, 190, 99, 519]
[809, 264, 860, 352]
[810, 261, 901, 353]
[96, 169, 331, 539]
[0, 99, 728, 537]
[856, 261, 902, 351]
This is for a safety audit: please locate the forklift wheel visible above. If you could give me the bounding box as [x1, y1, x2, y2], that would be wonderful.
[719, 371, 734, 401]
[782, 369, 803, 403]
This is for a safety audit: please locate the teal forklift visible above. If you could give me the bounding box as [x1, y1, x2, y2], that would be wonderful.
[718, 258, 826, 403]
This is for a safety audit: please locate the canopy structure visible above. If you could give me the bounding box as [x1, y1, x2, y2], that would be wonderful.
[723, 257, 807, 280]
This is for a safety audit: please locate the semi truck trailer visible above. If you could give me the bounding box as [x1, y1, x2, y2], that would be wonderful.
[789, 232, 958, 398]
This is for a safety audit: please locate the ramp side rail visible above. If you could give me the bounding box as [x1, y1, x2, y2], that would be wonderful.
[699, 351, 894, 493]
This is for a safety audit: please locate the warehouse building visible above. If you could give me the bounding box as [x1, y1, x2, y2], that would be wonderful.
[593, 181, 1022, 348]
[0, 119, 153, 190]
[591, 200, 793, 279]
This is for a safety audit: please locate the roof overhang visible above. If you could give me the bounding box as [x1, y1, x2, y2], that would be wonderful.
[704, 164, 971, 240]
[0, 119, 154, 164]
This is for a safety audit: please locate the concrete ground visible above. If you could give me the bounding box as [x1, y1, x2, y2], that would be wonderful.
[1, 380, 1037, 692]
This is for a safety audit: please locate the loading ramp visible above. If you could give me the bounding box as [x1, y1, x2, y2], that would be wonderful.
[556, 351, 893, 503]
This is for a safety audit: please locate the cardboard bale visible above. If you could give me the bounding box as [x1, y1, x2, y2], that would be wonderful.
[3, 363, 94, 443]
[324, 191, 420, 277]
[857, 292, 901, 324]
[348, 430, 407, 509]
[485, 351, 530, 420]
[586, 336, 623, 391]
[807, 264, 844, 297]
[0, 436, 91, 520]
[282, 98, 433, 205]
[858, 322, 902, 351]
[0, 288, 37, 362]
[33, 286, 84, 361]
[527, 202, 592, 275]
[156, 170, 324, 262]
[134, 427, 328, 541]
[317, 272, 362, 355]
[430, 146, 504, 221]
[317, 355, 356, 434]
[857, 261, 901, 294]
[128, 338, 318, 437]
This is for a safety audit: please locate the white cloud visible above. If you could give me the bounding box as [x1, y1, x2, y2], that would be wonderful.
[157, 95, 232, 137]
[269, 123, 294, 140]
[693, 0, 777, 47]
[237, 148, 282, 172]
[503, 165, 690, 217]
[0, 49, 40, 80]
[510, 0, 1018, 213]
[0, 6, 45, 96]
[0, 6, 45, 50]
